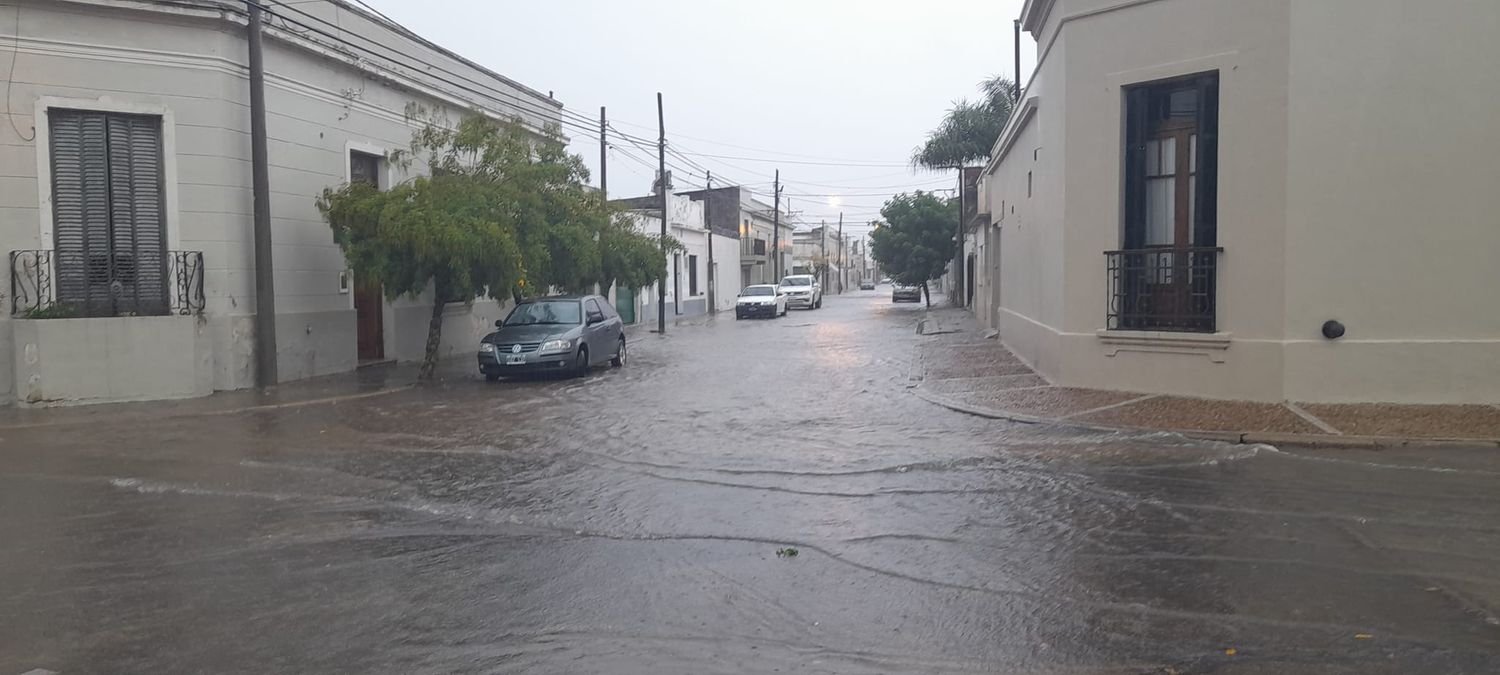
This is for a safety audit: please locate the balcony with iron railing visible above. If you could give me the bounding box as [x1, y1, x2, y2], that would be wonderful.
[1105, 247, 1222, 333]
[10, 249, 205, 319]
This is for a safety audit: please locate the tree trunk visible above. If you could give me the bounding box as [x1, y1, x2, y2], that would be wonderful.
[922, 282, 931, 308]
[418, 289, 445, 380]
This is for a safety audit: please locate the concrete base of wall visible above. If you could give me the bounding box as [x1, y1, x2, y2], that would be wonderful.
[996, 307, 1500, 404]
[10, 315, 213, 407]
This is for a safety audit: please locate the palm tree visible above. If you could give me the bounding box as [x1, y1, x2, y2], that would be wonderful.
[912, 75, 1019, 171]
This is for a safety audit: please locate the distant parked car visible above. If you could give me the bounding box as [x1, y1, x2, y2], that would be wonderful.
[892, 284, 922, 303]
[778, 274, 822, 309]
[859, 279, 875, 291]
[735, 284, 787, 319]
[477, 295, 625, 381]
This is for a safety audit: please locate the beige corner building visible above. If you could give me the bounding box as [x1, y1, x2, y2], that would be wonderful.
[972, 0, 1500, 404]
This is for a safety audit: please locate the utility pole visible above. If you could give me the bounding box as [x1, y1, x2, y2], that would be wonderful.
[772, 170, 782, 281]
[819, 219, 827, 289]
[598, 106, 607, 200]
[705, 170, 714, 313]
[1014, 20, 1023, 102]
[247, 1, 277, 388]
[656, 93, 667, 333]
[954, 167, 965, 307]
[837, 212, 844, 295]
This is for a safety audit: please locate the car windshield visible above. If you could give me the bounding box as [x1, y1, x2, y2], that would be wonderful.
[741, 286, 776, 297]
[781, 277, 811, 286]
[504, 300, 581, 326]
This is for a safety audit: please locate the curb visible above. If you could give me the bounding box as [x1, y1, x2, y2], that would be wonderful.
[0, 384, 414, 431]
[910, 387, 1500, 450]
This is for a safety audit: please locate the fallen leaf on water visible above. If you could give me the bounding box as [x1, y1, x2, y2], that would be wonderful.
[1354, 633, 1373, 640]
[1224, 648, 1237, 656]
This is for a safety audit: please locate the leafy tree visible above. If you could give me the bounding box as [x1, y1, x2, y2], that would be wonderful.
[868, 191, 957, 307]
[912, 75, 1018, 170]
[318, 111, 669, 379]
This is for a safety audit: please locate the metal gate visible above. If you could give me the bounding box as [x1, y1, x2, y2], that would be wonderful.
[615, 286, 636, 324]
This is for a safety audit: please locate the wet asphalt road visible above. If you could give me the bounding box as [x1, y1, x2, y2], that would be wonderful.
[2, 290, 1498, 674]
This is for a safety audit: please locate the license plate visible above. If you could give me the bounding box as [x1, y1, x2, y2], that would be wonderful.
[506, 355, 526, 365]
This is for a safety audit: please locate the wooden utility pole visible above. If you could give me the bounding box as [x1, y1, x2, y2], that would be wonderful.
[656, 93, 667, 333]
[820, 219, 827, 289]
[837, 212, 844, 294]
[247, 1, 277, 387]
[598, 106, 607, 200]
[705, 171, 714, 313]
[772, 170, 782, 281]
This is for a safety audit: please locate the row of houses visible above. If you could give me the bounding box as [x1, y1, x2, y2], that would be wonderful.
[0, 0, 800, 407]
[610, 186, 796, 325]
[959, 0, 1500, 405]
[791, 224, 867, 295]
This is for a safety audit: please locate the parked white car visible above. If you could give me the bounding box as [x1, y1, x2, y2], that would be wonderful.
[734, 284, 787, 319]
[779, 274, 822, 310]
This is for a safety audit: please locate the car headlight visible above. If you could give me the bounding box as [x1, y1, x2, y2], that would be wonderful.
[538, 338, 572, 353]
[479, 343, 496, 353]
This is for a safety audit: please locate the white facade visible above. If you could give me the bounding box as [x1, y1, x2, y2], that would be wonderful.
[977, 0, 1500, 404]
[623, 193, 734, 323]
[1, 0, 562, 405]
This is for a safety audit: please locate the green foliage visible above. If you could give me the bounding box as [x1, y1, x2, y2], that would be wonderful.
[869, 192, 957, 306]
[317, 109, 670, 377]
[22, 303, 79, 319]
[912, 75, 1018, 170]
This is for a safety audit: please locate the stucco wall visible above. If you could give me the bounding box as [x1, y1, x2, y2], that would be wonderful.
[1279, 0, 1500, 403]
[3, 0, 561, 404]
[11, 316, 213, 406]
[986, 0, 1499, 403]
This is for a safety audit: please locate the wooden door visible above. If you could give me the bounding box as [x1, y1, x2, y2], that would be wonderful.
[1142, 104, 1199, 318]
[354, 280, 384, 360]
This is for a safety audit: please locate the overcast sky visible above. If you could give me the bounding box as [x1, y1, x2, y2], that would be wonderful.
[360, 0, 1032, 235]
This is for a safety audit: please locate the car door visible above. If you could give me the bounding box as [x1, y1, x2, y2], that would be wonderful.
[584, 298, 608, 364]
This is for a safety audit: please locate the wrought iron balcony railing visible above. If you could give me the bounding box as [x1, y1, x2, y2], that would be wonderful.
[1105, 247, 1222, 333]
[10, 249, 205, 318]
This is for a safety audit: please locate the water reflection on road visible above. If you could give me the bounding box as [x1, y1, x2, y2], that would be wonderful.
[1, 292, 1497, 673]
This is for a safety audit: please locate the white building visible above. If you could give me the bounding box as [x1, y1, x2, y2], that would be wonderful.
[2, 0, 562, 405]
[974, 0, 1500, 404]
[614, 192, 739, 324]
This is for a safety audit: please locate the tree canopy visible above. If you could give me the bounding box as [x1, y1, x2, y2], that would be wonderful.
[868, 191, 957, 307]
[912, 75, 1018, 171]
[317, 110, 670, 378]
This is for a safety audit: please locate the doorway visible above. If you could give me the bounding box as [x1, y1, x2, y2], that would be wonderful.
[354, 279, 384, 361]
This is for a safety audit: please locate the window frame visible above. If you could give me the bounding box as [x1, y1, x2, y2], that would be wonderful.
[1121, 71, 1219, 251]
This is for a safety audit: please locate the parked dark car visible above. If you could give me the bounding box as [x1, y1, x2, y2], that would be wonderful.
[892, 284, 922, 303]
[478, 295, 625, 380]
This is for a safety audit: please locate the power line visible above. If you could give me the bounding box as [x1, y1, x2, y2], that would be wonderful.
[249, 0, 602, 136]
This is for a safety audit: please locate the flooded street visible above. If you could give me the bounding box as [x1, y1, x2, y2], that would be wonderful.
[2, 292, 1498, 674]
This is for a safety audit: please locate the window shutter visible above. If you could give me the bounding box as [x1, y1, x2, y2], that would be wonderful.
[49, 110, 113, 312]
[106, 114, 168, 315]
[48, 109, 167, 316]
[1193, 76, 1219, 248]
[1122, 86, 1151, 249]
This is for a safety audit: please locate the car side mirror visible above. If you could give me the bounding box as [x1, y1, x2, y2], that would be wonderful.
[494, 319, 504, 328]
[587, 313, 605, 325]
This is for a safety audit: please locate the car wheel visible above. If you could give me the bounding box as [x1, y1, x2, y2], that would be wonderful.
[484, 373, 500, 382]
[611, 337, 626, 367]
[573, 346, 589, 378]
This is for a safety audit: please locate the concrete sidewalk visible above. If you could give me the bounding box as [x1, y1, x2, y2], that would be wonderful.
[0, 359, 431, 430]
[912, 308, 1500, 448]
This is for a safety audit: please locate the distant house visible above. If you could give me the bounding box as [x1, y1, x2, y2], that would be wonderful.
[611, 192, 739, 323]
[1, 0, 561, 405]
[974, 0, 1500, 404]
[675, 186, 793, 290]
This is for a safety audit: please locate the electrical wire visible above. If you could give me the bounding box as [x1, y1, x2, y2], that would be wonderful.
[245, 0, 603, 136]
